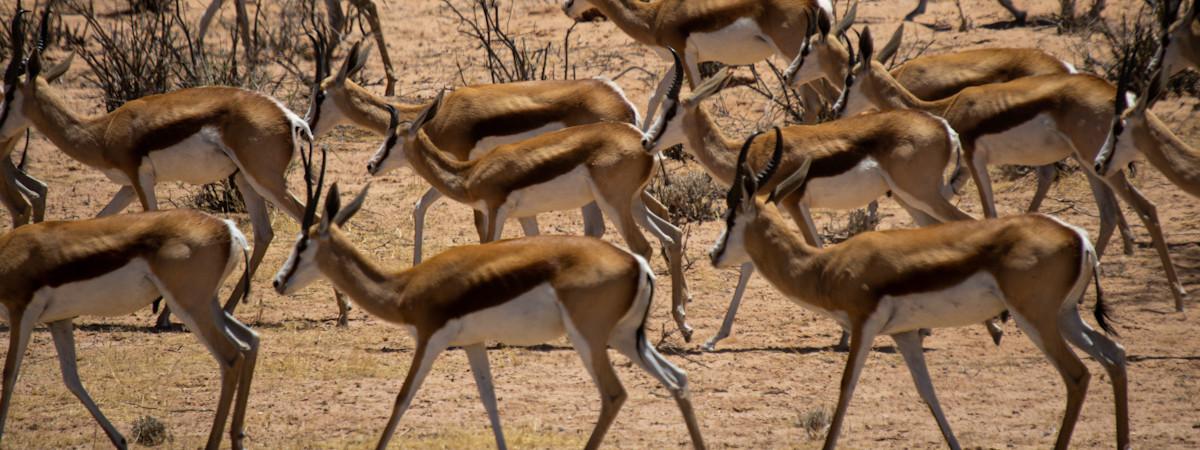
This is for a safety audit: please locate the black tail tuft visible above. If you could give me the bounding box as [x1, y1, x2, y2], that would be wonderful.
[1091, 261, 1118, 336]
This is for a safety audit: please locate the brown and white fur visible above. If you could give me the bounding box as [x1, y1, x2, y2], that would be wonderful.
[712, 138, 1128, 450]
[271, 181, 705, 450]
[561, 0, 831, 128]
[367, 92, 696, 340]
[835, 28, 1188, 310]
[0, 209, 259, 450]
[0, 6, 350, 325]
[642, 56, 997, 350]
[0, 53, 75, 229]
[308, 41, 642, 264]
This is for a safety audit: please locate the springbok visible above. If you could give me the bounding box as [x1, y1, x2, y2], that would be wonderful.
[712, 131, 1128, 450]
[367, 90, 696, 339]
[271, 163, 705, 450]
[0, 209, 259, 450]
[641, 54, 1002, 350]
[0, 5, 350, 325]
[0, 53, 73, 228]
[834, 28, 1188, 310]
[307, 40, 643, 264]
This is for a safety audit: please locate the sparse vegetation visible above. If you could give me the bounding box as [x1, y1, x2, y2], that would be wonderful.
[130, 415, 168, 446]
[799, 407, 830, 439]
[646, 170, 724, 223]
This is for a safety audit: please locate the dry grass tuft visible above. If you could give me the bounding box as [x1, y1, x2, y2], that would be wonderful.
[131, 415, 169, 446]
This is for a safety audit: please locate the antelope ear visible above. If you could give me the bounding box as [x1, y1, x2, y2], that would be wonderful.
[768, 157, 814, 203]
[875, 24, 903, 63]
[818, 9, 833, 37]
[42, 52, 73, 83]
[739, 164, 757, 207]
[320, 183, 341, 234]
[836, 1, 858, 36]
[335, 40, 369, 84]
[409, 89, 445, 135]
[859, 27, 875, 64]
[333, 183, 370, 226]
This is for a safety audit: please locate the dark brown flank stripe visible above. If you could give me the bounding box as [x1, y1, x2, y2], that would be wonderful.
[954, 96, 1060, 145]
[486, 138, 598, 194]
[782, 134, 898, 199]
[677, 3, 761, 35]
[419, 259, 559, 329]
[132, 108, 227, 156]
[466, 104, 575, 144]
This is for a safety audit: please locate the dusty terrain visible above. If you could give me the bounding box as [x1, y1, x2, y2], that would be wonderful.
[2, 0, 1199, 448]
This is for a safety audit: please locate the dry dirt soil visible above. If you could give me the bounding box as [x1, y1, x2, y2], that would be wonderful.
[2, 0, 1199, 448]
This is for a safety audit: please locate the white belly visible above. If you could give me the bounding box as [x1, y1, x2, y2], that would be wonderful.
[878, 271, 1008, 335]
[976, 114, 1074, 167]
[146, 128, 238, 184]
[34, 259, 160, 324]
[504, 166, 594, 218]
[689, 18, 776, 65]
[469, 122, 567, 159]
[447, 283, 566, 346]
[802, 157, 889, 210]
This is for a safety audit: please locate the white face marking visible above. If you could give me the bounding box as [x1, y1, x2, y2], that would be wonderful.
[688, 18, 775, 65]
[469, 122, 567, 158]
[35, 258, 160, 323]
[312, 94, 350, 137]
[504, 165, 594, 218]
[562, 0, 596, 19]
[446, 283, 566, 347]
[646, 107, 687, 154]
[273, 237, 322, 295]
[145, 127, 238, 184]
[842, 81, 875, 116]
[802, 157, 888, 210]
[368, 135, 411, 176]
[710, 211, 751, 268]
[975, 113, 1074, 167]
[877, 271, 1008, 335]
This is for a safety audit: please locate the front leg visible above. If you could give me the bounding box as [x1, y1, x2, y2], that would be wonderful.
[412, 187, 444, 265]
[377, 336, 448, 450]
[0, 306, 34, 444]
[823, 323, 876, 450]
[49, 320, 127, 448]
[132, 165, 159, 212]
[96, 186, 137, 217]
[703, 262, 754, 351]
[465, 344, 508, 450]
[892, 331, 961, 449]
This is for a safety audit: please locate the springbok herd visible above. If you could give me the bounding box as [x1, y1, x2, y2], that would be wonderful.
[0, 0, 1197, 448]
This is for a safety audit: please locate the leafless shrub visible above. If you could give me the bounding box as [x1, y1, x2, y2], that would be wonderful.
[189, 177, 246, 214]
[130, 415, 169, 446]
[822, 204, 881, 244]
[444, 0, 577, 83]
[646, 170, 724, 223]
[1073, 4, 1159, 91]
[798, 407, 830, 439]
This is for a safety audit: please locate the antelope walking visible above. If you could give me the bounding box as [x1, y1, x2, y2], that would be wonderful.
[271, 173, 705, 450]
[308, 40, 643, 264]
[712, 132, 1128, 450]
[641, 54, 1003, 350]
[368, 92, 697, 339]
[1156, 0, 1199, 86]
[0, 5, 350, 325]
[0, 209, 260, 450]
[834, 28, 1188, 310]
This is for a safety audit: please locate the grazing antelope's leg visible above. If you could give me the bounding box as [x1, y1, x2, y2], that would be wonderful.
[222, 314, 259, 448]
[891, 330, 961, 449]
[780, 201, 824, 247]
[412, 187, 444, 265]
[967, 144, 1000, 218]
[197, 0, 225, 47]
[518, 217, 541, 237]
[1009, 310, 1090, 450]
[582, 201, 606, 237]
[887, 178, 974, 223]
[48, 320, 126, 448]
[224, 174, 272, 314]
[997, 0, 1027, 24]
[1081, 171, 1125, 258]
[893, 197, 940, 227]
[378, 336, 449, 450]
[465, 344, 507, 450]
[632, 196, 693, 341]
[231, 0, 254, 61]
[96, 186, 137, 217]
[0, 304, 37, 442]
[1058, 307, 1129, 448]
[704, 262, 755, 351]
[1106, 171, 1187, 311]
[1027, 165, 1057, 213]
[9, 165, 46, 223]
[485, 207, 509, 243]
[824, 324, 879, 450]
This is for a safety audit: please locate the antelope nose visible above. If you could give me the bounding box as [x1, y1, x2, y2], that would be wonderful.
[640, 137, 651, 149]
[272, 279, 281, 289]
[366, 162, 377, 173]
[1094, 162, 1104, 174]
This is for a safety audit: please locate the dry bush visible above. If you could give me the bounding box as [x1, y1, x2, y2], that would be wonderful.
[646, 170, 724, 224]
[444, 0, 578, 83]
[798, 407, 830, 439]
[130, 415, 168, 446]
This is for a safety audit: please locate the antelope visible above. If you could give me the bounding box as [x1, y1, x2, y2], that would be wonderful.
[0, 208, 260, 450]
[0, 53, 72, 229]
[367, 92, 698, 340]
[0, 5, 351, 325]
[641, 53, 1005, 350]
[712, 132, 1129, 450]
[834, 28, 1189, 311]
[1157, 0, 1199, 86]
[270, 172, 705, 450]
[307, 40, 644, 264]
[782, 13, 1135, 237]
[560, 0, 831, 128]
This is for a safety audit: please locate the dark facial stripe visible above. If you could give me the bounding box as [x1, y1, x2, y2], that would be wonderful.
[0, 85, 16, 133]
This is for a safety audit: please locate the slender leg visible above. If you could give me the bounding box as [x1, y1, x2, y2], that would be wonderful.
[892, 331, 961, 450]
[1080, 168, 1133, 258]
[968, 148, 999, 218]
[232, 0, 255, 63]
[614, 322, 705, 449]
[96, 186, 136, 217]
[1107, 172, 1187, 310]
[518, 217, 540, 237]
[377, 337, 446, 450]
[1009, 310, 1091, 450]
[1026, 165, 1057, 213]
[224, 314, 260, 450]
[412, 187, 444, 265]
[581, 202, 606, 237]
[0, 305, 36, 444]
[781, 201, 824, 247]
[634, 198, 693, 341]
[704, 262, 755, 351]
[356, 0, 398, 96]
[562, 325, 627, 450]
[823, 324, 876, 450]
[465, 344, 507, 450]
[49, 320, 127, 448]
[904, 0, 928, 21]
[223, 174, 272, 313]
[132, 167, 159, 212]
[998, 0, 1028, 24]
[1058, 308, 1129, 449]
[197, 0, 226, 48]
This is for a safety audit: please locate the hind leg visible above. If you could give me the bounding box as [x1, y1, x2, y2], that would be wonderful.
[224, 174, 273, 314]
[613, 324, 705, 449]
[1010, 309, 1091, 450]
[561, 318, 627, 450]
[378, 334, 451, 450]
[465, 344, 507, 450]
[704, 262, 754, 351]
[633, 196, 693, 342]
[581, 202, 606, 237]
[1107, 172, 1187, 310]
[224, 314, 259, 449]
[892, 330, 961, 449]
[1059, 307, 1128, 449]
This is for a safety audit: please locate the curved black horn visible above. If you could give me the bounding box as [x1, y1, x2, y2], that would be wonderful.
[728, 130, 765, 209]
[4, 4, 28, 85]
[35, 2, 50, 51]
[667, 48, 684, 100]
[754, 127, 786, 185]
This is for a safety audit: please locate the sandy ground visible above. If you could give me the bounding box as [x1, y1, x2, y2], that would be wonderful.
[1, 0, 1199, 448]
